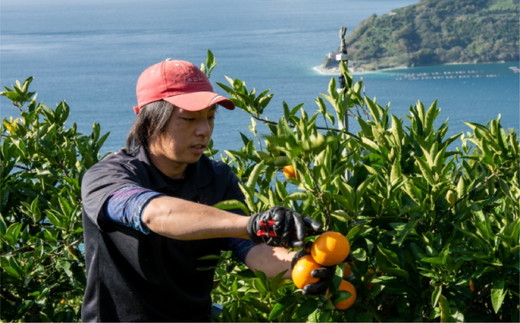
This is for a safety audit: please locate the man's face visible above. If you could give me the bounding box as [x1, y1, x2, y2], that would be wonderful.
[148, 105, 216, 177]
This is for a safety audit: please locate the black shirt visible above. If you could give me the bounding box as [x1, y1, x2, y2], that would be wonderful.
[81, 146, 252, 322]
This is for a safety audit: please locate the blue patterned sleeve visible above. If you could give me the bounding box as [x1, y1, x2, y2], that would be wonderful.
[227, 238, 255, 263]
[104, 186, 165, 234]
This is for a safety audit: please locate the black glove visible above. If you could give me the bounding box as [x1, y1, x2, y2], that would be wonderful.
[291, 247, 335, 295]
[247, 206, 322, 248]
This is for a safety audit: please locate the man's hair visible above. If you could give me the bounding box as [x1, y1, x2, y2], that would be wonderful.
[126, 100, 175, 153]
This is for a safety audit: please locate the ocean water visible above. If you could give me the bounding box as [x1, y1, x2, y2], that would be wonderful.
[1, 0, 518, 154]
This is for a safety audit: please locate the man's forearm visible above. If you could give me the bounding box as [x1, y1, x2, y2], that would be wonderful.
[141, 195, 250, 240]
[245, 244, 295, 279]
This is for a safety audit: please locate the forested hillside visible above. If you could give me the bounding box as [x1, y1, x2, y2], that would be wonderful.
[323, 0, 519, 71]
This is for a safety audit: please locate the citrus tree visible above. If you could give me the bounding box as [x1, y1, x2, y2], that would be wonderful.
[0, 78, 108, 321]
[1, 53, 518, 322]
[210, 60, 519, 322]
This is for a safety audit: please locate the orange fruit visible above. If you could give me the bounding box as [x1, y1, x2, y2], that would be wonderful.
[291, 255, 320, 289]
[283, 165, 298, 179]
[469, 279, 475, 292]
[327, 279, 357, 310]
[310, 231, 350, 266]
[343, 262, 352, 279]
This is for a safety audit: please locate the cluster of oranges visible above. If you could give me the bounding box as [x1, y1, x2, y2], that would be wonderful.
[291, 231, 357, 310]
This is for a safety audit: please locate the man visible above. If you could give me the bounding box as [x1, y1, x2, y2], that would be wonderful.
[81, 58, 331, 321]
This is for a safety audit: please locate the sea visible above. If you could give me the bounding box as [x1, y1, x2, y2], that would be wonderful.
[1, 0, 519, 155]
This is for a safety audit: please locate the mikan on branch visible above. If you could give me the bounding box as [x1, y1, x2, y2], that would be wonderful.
[327, 279, 357, 310]
[282, 165, 298, 179]
[310, 231, 350, 266]
[343, 262, 353, 279]
[291, 255, 320, 289]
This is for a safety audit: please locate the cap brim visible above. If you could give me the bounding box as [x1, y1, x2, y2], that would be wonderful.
[163, 91, 235, 111]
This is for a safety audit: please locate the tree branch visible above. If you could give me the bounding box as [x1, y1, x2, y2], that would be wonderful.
[250, 114, 360, 141]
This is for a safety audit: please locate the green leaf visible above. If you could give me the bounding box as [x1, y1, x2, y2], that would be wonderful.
[269, 302, 287, 321]
[246, 160, 265, 188]
[197, 254, 221, 261]
[471, 203, 492, 240]
[212, 199, 250, 215]
[39, 311, 53, 323]
[333, 290, 353, 306]
[5, 222, 23, 244]
[268, 155, 290, 167]
[431, 285, 442, 307]
[46, 210, 66, 230]
[416, 157, 435, 185]
[346, 224, 363, 241]
[425, 100, 439, 133]
[390, 115, 404, 144]
[6, 256, 23, 280]
[395, 217, 420, 246]
[0, 214, 6, 235]
[390, 158, 402, 187]
[421, 256, 446, 265]
[360, 137, 381, 153]
[491, 276, 506, 313]
[376, 244, 400, 266]
[352, 248, 367, 261]
[252, 277, 267, 293]
[286, 192, 310, 201]
[268, 270, 288, 293]
[382, 267, 409, 279]
[328, 210, 350, 222]
[271, 295, 299, 317]
[438, 294, 451, 322]
[296, 298, 318, 318]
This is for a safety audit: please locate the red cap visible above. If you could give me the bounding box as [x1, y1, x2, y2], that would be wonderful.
[133, 59, 235, 114]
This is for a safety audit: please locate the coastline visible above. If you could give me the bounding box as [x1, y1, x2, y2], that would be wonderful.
[313, 64, 409, 76]
[313, 60, 519, 76]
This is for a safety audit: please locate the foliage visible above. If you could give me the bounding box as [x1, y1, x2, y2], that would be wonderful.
[0, 78, 109, 321]
[1, 53, 518, 322]
[323, 0, 520, 71]
[211, 60, 520, 321]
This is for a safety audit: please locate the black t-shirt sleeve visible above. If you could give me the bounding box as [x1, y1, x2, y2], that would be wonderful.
[81, 153, 144, 229]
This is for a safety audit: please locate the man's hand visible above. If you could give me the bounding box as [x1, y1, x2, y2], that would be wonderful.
[247, 206, 322, 248]
[291, 247, 335, 295]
